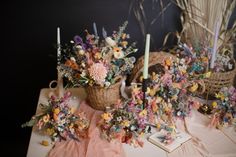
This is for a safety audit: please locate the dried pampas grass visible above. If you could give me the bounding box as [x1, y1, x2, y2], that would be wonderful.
[176, 0, 236, 53]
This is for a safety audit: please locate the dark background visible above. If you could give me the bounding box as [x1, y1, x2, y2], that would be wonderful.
[1, 0, 235, 156]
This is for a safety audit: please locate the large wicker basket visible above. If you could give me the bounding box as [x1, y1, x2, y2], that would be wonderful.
[85, 77, 122, 111]
[130, 51, 205, 94]
[130, 51, 175, 82]
[203, 64, 236, 96]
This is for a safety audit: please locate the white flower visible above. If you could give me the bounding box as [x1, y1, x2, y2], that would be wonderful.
[113, 47, 124, 59]
[105, 37, 116, 47]
[70, 57, 76, 62]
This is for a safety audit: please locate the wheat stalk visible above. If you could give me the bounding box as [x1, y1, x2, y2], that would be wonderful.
[176, 0, 236, 54]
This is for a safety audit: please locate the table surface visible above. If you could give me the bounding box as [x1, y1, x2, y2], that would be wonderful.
[27, 88, 236, 157]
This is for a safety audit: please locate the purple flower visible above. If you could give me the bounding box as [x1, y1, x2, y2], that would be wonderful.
[74, 35, 87, 50]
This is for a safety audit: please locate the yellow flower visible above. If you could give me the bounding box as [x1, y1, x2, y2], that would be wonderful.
[146, 87, 151, 94]
[215, 92, 225, 100]
[139, 109, 147, 117]
[121, 41, 128, 48]
[156, 123, 161, 129]
[212, 101, 218, 108]
[205, 72, 211, 78]
[189, 82, 198, 93]
[42, 114, 50, 123]
[101, 112, 113, 122]
[121, 120, 130, 127]
[53, 108, 60, 115]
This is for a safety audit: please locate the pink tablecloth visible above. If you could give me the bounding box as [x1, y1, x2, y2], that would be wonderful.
[48, 101, 125, 157]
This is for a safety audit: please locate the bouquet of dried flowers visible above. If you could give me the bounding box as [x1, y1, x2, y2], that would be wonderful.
[98, 101, 148, 147]
[209, 86, 236, 129]
[22, 92, 89, 141]
[59, 21, 137, 88]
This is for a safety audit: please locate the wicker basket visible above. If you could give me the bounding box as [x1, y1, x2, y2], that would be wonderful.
[130, 51, 176, 82]
[130, 51, 206, 94]
[85, 77, 122, 111]
[203, 64, 236, 96]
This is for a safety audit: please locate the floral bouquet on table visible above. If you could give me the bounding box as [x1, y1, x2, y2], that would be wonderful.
[209, 86, 236, 129]
[59, 21, 137, 110]
[22, 92, 90, 144]
[98, 104, 148, 147]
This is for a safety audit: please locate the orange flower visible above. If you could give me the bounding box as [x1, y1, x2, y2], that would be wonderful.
[165, 59, 172, 66]
[65, 60, 79, 70]
[53, 113, 58, 121]
[113, 47, 121, 52]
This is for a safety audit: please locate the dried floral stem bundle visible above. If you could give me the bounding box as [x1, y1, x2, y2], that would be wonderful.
[176, 0, 236, 53]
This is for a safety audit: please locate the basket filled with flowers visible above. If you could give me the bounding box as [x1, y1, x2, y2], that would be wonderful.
[59, 21, 137, 110]
[176, 0, 236, 96]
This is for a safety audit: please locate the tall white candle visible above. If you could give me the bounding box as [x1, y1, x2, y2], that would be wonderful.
[210, 21, 220, 69]
[143, 34, 150, 79]
[57, 27, 63, 98]
[57, 27, 61, 64]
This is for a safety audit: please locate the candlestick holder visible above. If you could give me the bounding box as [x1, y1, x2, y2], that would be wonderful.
[142, 78, 148, 110]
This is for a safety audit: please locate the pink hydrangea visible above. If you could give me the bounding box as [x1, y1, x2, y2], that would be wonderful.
[88, 63, 108, 85]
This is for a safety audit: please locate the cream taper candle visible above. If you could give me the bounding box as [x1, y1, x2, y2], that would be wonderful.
[143, 34, 150, 79]
[57, 27, 64, 98]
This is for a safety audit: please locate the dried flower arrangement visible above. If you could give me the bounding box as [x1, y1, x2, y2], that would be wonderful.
[209, 86, 236, 129]
[98, 101, 148, 147]
[22, 92, 89, 142]
[98, 54, 204, 147]
[176, 0, 236, 72]
[59, 21, 137, 88]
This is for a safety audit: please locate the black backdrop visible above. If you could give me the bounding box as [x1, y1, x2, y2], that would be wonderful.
[1, 0, 235, 156]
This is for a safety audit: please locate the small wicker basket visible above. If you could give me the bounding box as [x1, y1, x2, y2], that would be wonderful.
[85, 77, 122, 111]
[203, 64, 236, 96]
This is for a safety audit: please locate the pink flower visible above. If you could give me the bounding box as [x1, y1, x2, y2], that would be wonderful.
[88, 63, 108, 85]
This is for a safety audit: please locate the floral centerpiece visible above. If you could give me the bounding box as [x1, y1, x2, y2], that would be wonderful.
[98, 102, 148, 147]
[22, 92, 89, 142]
[209, 86, 236, 129]
[59, 21, 137, 110]
[59, 21, 137, 88]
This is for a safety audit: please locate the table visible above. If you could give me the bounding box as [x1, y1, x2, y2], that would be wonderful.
[27, 88, 236, 157]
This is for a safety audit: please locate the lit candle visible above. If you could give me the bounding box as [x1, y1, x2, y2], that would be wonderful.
[210, 21, 220, 69]
[143, 34, 150, 79]
[93, 22, 98, 37]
